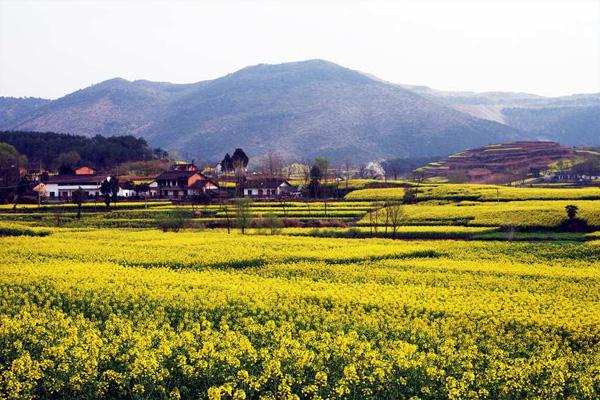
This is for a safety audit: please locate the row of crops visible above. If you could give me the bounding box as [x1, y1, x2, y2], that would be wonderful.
[1, 229, 599, 399]
[345, 184, 600, 202]
[3, 199, 599, 235]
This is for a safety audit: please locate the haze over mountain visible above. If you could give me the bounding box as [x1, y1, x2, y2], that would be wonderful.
[1, 60, 597, 162]
[403, 84, 600, 146]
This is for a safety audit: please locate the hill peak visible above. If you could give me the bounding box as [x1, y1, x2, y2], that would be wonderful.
[222, 59, 373, 85]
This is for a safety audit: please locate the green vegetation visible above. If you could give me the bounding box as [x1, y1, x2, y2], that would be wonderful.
[0, 131, 166, 169]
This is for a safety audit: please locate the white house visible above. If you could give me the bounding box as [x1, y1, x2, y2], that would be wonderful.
[44, 174, 110, 199]
[117, 187, 137, 198]
[243, 178, 292, 198]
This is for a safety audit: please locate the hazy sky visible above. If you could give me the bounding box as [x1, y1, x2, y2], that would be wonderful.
[1, 0, 599, 99]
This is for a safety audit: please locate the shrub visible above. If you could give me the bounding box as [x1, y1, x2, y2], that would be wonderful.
[156, 214, 187, 232]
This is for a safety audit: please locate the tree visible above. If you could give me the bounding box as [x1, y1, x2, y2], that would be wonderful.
[220, 199, 231, 234]
[231, 149, 249, 197]
[388, 204, 405, 239]
[153, 148, 169, 160]
[231, 148, 249, 170]
[342, 160, 353, 189]
[573, 158, 600, 181]
[12, 176, 29, 211]
[72, 187, 85, 219]
[263, 213, 284, 235]
[308, 164, 323, 198]
[314, 158, 329, 182]
[403, 188, 418, 204]
[0, 131, 157, 171]
[234, 198, 252, 234]
[565, 205, 578, 220]
[221, 153, 233, 172]
[382, 159, 403, 180]
[100, 176, 119, 208]
[259, 151, 283, 178]
[58, 164, 75, 175]
[0, 143, 21, 203]
[56, 151, 81, 174]
[299, 161, 312, 187]
[362, 161, 385, 180]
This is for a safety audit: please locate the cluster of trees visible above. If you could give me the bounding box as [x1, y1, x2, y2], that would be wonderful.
[219, 148, 249, 173]
[0, 143, 29, 206]
[571, 158, 600, 180]
[0, 131, 167, 171]
[382, 156, 440, 180]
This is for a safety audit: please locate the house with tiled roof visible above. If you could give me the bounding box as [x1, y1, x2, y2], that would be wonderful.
[154, 170, 218, 198]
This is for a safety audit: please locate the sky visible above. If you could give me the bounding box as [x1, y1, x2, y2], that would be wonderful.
[0, 0, 599, 99]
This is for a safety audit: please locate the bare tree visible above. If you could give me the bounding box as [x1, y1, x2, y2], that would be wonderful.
[299, 160, 312, 187]
[222, 201, 231, 234]
[259, 151, 284, 179]
[342, 160, 353, 190]
[388, 204, 405, 239]
[234, 198, 252, 234]
[264, 213, 284, 235]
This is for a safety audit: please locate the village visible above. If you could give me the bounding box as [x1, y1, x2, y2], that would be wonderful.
[0, 140, 597, 210]
[32, 160, 297, 204]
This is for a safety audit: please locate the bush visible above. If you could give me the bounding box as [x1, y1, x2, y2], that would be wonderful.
[346, 227, 362, 238]
[0, 226, 50, 237]
[283, 218, 303, 228]
[156, 214, 187, 232]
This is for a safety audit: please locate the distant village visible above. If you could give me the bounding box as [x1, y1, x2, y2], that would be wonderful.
[1, 136, 599, 208]
[31, 154, 302, 204]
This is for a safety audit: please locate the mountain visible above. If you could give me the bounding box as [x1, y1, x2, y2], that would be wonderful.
[402, 85, 600, 146]
[0, 97, 51, 127]
[0, 59, 586, 162]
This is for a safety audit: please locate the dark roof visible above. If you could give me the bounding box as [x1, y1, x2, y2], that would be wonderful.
[156, 170, 200, 180]
[245, 178, 290, 189]
[46, 174, 109, 185]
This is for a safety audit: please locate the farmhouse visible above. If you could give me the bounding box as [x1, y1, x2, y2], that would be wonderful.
[154, 170, 218, 198]
[45, 174, 110, 199]
[243, 178, 292, 198]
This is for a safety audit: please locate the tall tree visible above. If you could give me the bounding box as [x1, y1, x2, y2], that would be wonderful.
[72, 187, 85, 219]
[308, 164, 323, 198]
[0, 143, 22, 204]
[232, 149, 249, 197]
[314, 157, 329, 182]
[231, 148, 249, 170]
[12, 176, 29, 210]
[221, 153, 233, 172]
[259, 151, 283, 178]
[100, 176, 119, 209]
[234, 198, 252, 234]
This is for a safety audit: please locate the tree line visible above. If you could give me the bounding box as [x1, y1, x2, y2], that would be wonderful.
[0, 131, 167, 170]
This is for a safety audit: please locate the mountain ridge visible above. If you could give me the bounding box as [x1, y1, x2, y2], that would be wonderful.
[1, 59, 596, 161]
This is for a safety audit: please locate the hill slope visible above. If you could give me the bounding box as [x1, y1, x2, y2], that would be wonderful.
[0, 60, 520, 162]
[403, 85, 600, 145]
[418, 141, 576, 184]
